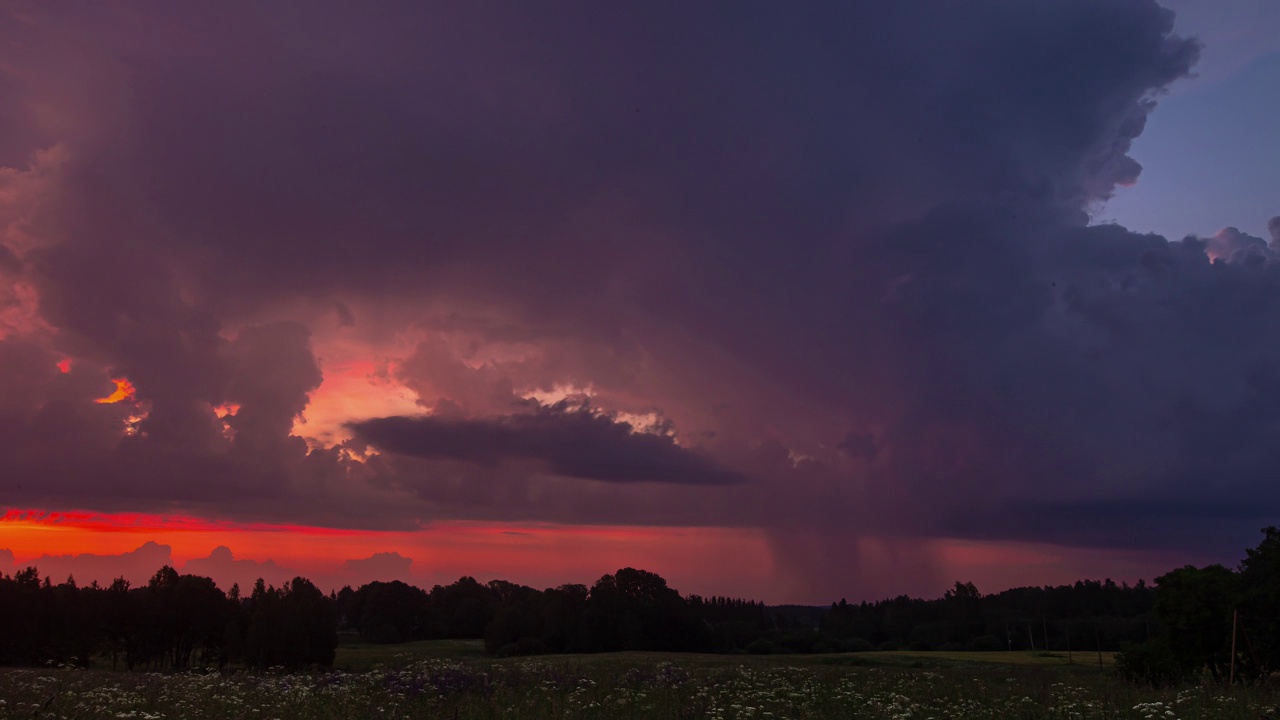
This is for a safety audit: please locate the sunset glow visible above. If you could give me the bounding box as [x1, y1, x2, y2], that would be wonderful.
[213, 403, 240, 418]
[95, 377, 136, 404]
[0, 509, 786, 599]
[292, 360, 422, 447]
[0, 507, 1188, 603]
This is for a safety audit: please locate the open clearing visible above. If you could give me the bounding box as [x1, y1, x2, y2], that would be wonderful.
[0, 647, 1271, 719]
[331, 639, 1116, 671]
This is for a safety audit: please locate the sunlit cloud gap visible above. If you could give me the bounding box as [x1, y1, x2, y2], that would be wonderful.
[94, 378, 135, 404]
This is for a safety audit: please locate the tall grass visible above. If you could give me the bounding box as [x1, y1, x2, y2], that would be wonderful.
[0, 651, 1274, 719]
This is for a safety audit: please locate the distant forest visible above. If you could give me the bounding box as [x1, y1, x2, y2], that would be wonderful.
[2, 527, 1277, 684]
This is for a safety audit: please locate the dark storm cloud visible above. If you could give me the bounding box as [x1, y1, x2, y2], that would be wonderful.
[838, 432, 879, 461]
[351, 406, 750, 486]
[9, 0, 1279, 583]
[2, 1, 1199, 310]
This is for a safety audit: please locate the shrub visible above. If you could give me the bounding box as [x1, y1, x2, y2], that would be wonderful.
[838, 638, 876, 653]
[495, 637, 549, 658]
[969, 635, 1003, 651]
[1116, 640, 1188, 688]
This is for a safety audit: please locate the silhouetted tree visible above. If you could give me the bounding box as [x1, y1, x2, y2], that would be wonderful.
[584, 568, 700, 652]
[281, 577, 338, 667]
[429, 577, 496, 639]
[345, 580, 432, 643]
[1238, 526, 1280, 675]
[1151, 564, 1237, 682]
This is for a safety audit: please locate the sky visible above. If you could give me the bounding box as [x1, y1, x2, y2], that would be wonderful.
[1103, 0, 1280, 241]
[1, 1, 1278, 605]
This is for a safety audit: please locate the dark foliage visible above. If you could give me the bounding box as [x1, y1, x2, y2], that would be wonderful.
[0, 567, 337, 671]
[1117, 527, 1280, 686]
[330, 567, 1160, 657]
[5, 530, 1276, 671]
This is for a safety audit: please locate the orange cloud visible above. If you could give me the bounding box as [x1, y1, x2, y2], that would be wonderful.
[213, 403, 240, 418]
[95, 377, 135, 404]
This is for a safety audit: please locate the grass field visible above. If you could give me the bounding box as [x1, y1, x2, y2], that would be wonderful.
[335, 638, 489, 671]
[0, 645, 1272, 719]
[332, 639, 1117, 672]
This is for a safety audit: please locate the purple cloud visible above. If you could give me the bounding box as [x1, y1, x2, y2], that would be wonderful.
[339, 552, 414, 584]
[7, 0, 1279, 600]
[182, 546, 296, 593]
[9, 542, 174, 587]
[352, 404, 749, 486]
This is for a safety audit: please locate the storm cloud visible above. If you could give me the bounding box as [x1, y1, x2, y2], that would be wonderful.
[2, 0, 1275, 598]
[352, 405, 750, 485]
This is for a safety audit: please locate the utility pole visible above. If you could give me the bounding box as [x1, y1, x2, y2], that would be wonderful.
[1094, 624, 1103, 671]
[1230, 608, 1238, 686]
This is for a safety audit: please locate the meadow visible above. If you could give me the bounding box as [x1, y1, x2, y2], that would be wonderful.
[1, 642, 1276, 720]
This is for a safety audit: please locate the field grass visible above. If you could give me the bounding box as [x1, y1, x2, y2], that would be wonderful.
[832, 650, 1116, 668]
[333, 640, 1116, 672]
[0, 647, 1272, 719]
[335, 638, 488, 671]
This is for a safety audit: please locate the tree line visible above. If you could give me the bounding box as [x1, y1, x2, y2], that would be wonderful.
[0, 566, 334, 671]
[337, 568, 781, 656]
[3, 560, 1182, 669]
[9, 531, 1276, 674]
[820, 576, 1155, 655]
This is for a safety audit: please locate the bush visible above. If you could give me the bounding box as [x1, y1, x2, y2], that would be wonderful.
[495, 637, 549, 658]
[838, 638, 876, 653]
[970, 634, 1003, 651]
[745, 639, 778, 655]
[1116, 641, 1188, 688]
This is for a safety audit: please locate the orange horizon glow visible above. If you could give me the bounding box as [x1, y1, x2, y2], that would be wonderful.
[0, 508, 779, 599]
[0, 509, 1182, 603]
[95, 377, 136, 404]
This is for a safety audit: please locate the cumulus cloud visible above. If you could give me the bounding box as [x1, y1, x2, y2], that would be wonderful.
[339, 552, 414, 584]
[182, 546, 295, 593]
[1206, 226, 1270, 263]
[16, 542, 173, 587]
